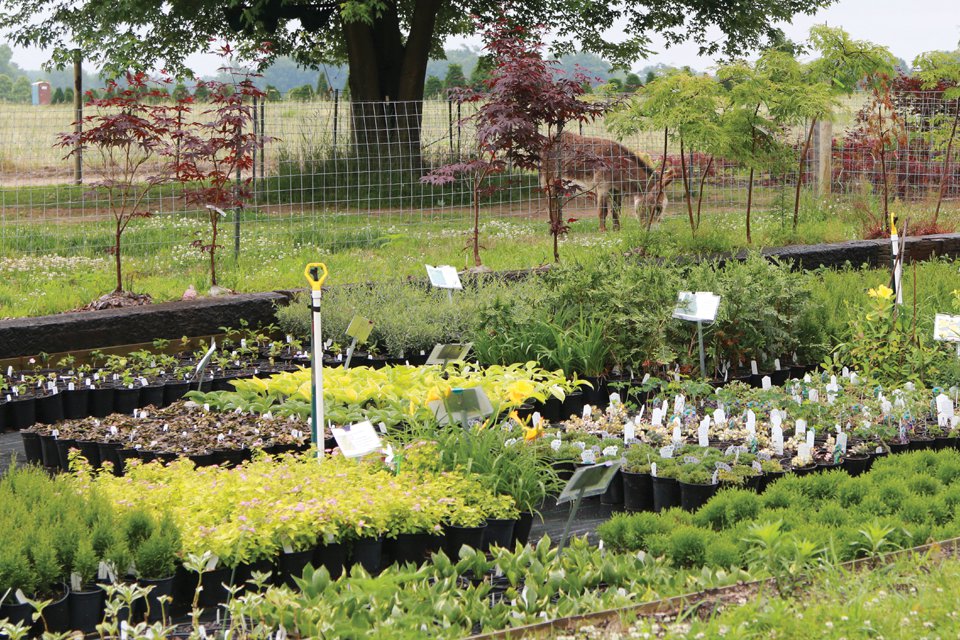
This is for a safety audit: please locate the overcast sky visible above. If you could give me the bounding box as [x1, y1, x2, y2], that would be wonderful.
[7, 0, 960, 75]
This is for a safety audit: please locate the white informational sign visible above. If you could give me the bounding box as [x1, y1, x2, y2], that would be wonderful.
[934, 314, 960, 342]
[425, 265, 463, 290]
[672, 291, 721, 323]
[331, 421, 382, 458]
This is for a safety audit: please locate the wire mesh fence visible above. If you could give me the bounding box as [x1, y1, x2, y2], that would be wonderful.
[0, 89, 957, 261]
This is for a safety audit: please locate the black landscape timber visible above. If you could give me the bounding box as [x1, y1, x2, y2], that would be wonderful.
[0, 292, 289, 360]
[752, 233, 960, 271]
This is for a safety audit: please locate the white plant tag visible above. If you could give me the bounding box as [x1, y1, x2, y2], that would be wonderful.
[650, 462, 657, 478]
[205, 554, 220, 571]
[608, 392, 621, 407]
[673, 395, 685, 415]
[713, 407, 726, 425]
[772, 426, 784, 455]
[550, 439, 562, 452]
[14, 589, 27, 604]
[795, 419, 807, 437]
[774, 358, 781, 371]
[837, 432, 848, 454]
[659, 445, 674, 459]
[71, 572, 82, 592]
[797, 442, 812, 464]
[671, 424, 683, 444]
[623, 421, 636, 442]
[747, 410, 758, 431]
[582, 405, 592, 419]
[68, 382, 75, 391]
[841, 367, 850, 378]
[750, 360, 759, 375]
[761, 376, 772, 390]
[698, 418, 710, 448]
[651, 408, 663, 427]
[809, 389, 819, 403]
[806, 429, 815, 448]
[580, 449, 596, 465]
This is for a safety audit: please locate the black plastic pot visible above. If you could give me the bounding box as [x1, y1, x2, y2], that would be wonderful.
[39, 433, 60, 469]
[136, 576, 175, 623]
[908, 437, 935, 451]
[583, 377, 608, 408]
[841, 455, 870, 477]
[7, 396, 37, 429]
[235, 558, 275, 589]
[444, 523, 487, 559]
[600, 469, 624, 506]
[0, 400, 7, 432]
[541, 397, 563, 422]
[791, 463, 818, 477]
[188, 451, 219, 467]
[56, 438, 77, 471]
[118, 447, 142, 473]
[769, 368, 790, 386]
[41, 587, 71, 633]
[651, 476, 681, 512]
[197, 567, 234, 609]
[139, 385, 165, 409]
[511, 511, 535, 547]
[314, 541, 347, 579]
[75, 440, 103, 468]
[114, 387, 141, 414]
[551, 461, 576, 483]
[63, 389, 91, 419]
[622, 471, 654, 512]
[481, 519, 516, 551]
[163, 381, 191, 406]
[69, 585, 106, 634]
[866, 451, 888, 471]
[277, 549, 314, 588]
[758, 470, 785, 492]
[20, 431, 43, 464]
[934, 436, 957, 451]
[89, 387, 115, 418]
[560, 391, 585, 422]
[388, 532, 437, 566]
[98, 442, 124, 475]
[679, 481, 719, 512]
[351, 536, 384, 575]
[0, 599, 39, 636]
[888, 442, 910, 454]
[35, 393, 65, 424]
[741, 474, 763, 493]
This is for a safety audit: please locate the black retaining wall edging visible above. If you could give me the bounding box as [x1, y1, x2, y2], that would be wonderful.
[0, 292, 290, 360]
[2, 233, 960, 360]
[751, 233, 960, 270]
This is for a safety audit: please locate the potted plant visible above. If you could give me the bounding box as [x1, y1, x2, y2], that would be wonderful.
[132, 516, 180, 624]
[68, 537, 105, 634]
[481, 494, 520, 551]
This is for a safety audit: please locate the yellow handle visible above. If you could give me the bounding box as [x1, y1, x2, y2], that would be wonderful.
[304, 263, 329, 290]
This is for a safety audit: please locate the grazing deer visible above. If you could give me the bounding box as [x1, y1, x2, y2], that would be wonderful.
[541, 131, 674, 231]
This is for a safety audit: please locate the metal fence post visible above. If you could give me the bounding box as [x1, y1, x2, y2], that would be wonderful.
[73, 50, 82, 185]
[813, 119, 833, 198]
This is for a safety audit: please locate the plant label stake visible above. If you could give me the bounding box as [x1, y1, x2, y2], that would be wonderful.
[304, 262, 329, 460]
[672, 291, 721, 379]
[555, 462, 621, 555]
[426, 264, 463, 303]
[426, 343, 473, 368]
[194, 340, 217, 392]
[933, 314, 960, 362]
[889, 213, 905, 305]
[343, 315, 374, 370]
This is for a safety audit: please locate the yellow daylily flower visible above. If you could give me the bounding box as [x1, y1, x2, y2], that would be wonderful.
[523, 425, 545, 442]
[506, 379, 535, 405]
[867, 284, 894, 301]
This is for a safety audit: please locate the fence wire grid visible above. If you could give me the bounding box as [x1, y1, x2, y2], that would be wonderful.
[0, 90, 958, 262]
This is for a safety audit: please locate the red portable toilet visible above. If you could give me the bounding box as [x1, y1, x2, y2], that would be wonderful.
[31, 81, 51, 106]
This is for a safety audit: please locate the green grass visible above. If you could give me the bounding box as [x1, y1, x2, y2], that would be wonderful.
[0, 187, 957, 319]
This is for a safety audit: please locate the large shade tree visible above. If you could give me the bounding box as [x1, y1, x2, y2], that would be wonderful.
[0, 0, 836, 168]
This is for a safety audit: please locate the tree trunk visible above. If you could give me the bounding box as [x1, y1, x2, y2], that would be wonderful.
[934, 103, 959, 225]
[679, 138, 694, 235]
[341, 0, 441, 172]
[878, 103, 890, 230]
[114, 218, 123, 294]
[696, 156, 713, 230]
[649, 127, 668, 231]
[794, 116, 817, 231]
[746, 167, 755, 245]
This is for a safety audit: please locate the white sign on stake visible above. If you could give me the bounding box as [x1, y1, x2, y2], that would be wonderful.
[425, 265, 463, 290]
[331, 421, 382, 458]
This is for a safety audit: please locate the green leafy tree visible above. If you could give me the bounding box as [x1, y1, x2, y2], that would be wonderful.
[624, 71, 642, 92]
[0, 73, 12, 100]
[0, 0, 837, 168]
[51, 86, 64, 103]
[265, 84, 282, 101]
[11, 75, 29, 103]
[193, 83, 210, 102]
[808, 25, 896, 230]
[609, 69, 726, 234]
[316, 72, 329, 98]
[718, 53, 799, 243]
[469, 55, 495, 90]
[913, 50, 960, 224]
[444, 62, 466, 91]
[645, 69, 657, 84]
[424, 74, 444, 98]
[64, 87, 74, 103]
[172, 83, 189, 101]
